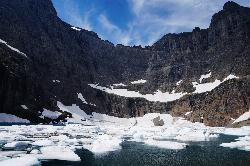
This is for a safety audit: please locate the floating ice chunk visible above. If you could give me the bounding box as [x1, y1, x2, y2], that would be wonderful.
[131, 79, 147, 84]
[0, 38, 27, 58]
[176, 80, 183, 86]
[32, 139, 55, 146]
[233, 110, 250, 124]
[0, 113, 30, 123]
[0, 156, 40, 166]
[77, 93, 88, 104]
[199, 72, 211, 83]
[41, 108, 61, 119]
[220, 136, 250, 151]
[144, 139, 187, 150]
[222, 126, 250, 136]
[87, 134, 122, 154]
[21, 105, 28, 110]
[4, 141, 30, 150]
[39, 146, 81, 161]
[88, 84, 186, 103]
[71, 26, 81, 31]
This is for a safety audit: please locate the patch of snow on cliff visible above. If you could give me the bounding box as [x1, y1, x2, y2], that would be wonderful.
[0, 113, 30, 123]
[57, 101, 92, 125]
[113, 83, 127, 86]
[77, 93, 88, 104]
[199, 72, 211, 83]
[131, 79, 147, 84]
[0, 38, 27, 58]
[21, 105, 28, 110]
[192, 74, 239, 94]
[71, 26, 81, 31]
[52, 80, 60, 83]
[41, 108, 61, 119]
[176, 80, 183, 86]
[233, 110, 250, 124]
[88, 84, 186, 103]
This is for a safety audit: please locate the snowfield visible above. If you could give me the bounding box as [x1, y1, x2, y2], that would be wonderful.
[1, 112, 250, 165]
[89, 74, 239, 102]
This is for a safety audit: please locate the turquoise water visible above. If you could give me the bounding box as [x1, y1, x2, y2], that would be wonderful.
[42, 135, 250, 166]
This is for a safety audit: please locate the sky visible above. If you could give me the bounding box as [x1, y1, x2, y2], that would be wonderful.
[52, 0, 250, 46]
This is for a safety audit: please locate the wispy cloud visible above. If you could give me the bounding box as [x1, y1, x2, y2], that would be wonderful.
[55, 0, 250, 46]
[62, 0, 93, 30]
[98, 14, 131, 45]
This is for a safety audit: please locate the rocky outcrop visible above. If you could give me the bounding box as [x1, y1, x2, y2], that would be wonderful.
[0, 0, 249, 126]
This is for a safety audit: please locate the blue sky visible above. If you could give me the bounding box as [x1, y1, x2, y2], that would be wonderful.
[52, 0, 250, 46]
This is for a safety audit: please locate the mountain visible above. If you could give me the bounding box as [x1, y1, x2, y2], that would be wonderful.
[0, 0, 249, 126]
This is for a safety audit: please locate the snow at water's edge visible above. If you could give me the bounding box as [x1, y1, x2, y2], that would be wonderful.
[0, 113, 30, 123]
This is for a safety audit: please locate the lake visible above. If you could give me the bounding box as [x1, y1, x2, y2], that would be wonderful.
[42, 135, 250, 166]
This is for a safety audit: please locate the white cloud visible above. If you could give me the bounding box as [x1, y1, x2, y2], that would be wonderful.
[57, 0, 250, 46]
[98, 14, 131, 45]
[123, 0, 250, 46]
[62, 0, 92, 31]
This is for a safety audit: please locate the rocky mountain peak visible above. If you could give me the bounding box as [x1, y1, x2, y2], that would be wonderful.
[223, 1, 241, 11]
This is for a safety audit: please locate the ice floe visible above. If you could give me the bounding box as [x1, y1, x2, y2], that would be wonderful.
[220, 136, 250, 151]
[0, 113, 250, 165]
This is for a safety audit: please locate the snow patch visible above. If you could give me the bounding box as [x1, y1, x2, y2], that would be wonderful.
[131, 79, 147, 84]
[0, 113, 30, 123]
[71, 26, 81, 31]
[0, 38, 27, 58]
[199, 72, 211, 83]
[52, 80, 60, 83]
[41, 109, 61, 119]
[88, 84, 186, 103]
[77, 93, 88, 104]
[21, 105, 28, 110]
[192, 74, 239, 94]
[233, 110, 250, 124]
[176, 80, 183, 86]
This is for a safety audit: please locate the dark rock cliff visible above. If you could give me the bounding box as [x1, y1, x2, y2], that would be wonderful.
[0, 0, 249, 126]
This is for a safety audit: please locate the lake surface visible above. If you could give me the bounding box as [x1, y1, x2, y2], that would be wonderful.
[42, 135, 250, 166]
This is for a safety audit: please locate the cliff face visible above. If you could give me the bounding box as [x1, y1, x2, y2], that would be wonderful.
[0, 0, 249, 126]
